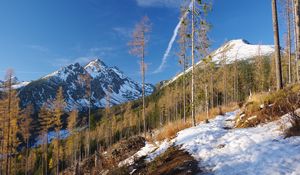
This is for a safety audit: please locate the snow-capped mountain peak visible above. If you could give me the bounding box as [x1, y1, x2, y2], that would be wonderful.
[85, 58, 107, 71]
[18, 58, 155, 111]
[211, 39, 274, 63]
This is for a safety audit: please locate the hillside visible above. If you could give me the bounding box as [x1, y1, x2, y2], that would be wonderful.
[167, 39, 274, 85]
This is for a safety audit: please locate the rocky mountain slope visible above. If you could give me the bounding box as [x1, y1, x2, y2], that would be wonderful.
[17, 59, 154, 111]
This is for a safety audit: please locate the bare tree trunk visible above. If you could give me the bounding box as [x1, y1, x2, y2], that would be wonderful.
[142, 43, 146, 137]
[25, 139, 29, 175]
[57, 133, 60, 175]
[287, 0, 292, 84]
[295, 0, 300, 82]
[205, 85, 209, 123]
[272, 0, 283, 90]
[191, 0, 196, 126]
[5, 76, 12, 175]
[183, 60, 186, 123]
[87, 88, 91, 156]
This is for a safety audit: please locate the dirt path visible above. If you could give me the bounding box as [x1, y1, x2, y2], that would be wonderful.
[110, 145, 202, 175]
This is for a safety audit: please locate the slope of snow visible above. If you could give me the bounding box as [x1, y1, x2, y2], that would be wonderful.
[133, 110, 300, 174]
[42, 63, 81, 81]
[12, 81, 30, 89]
[0, 81, 30, 90]
[165, 39, 275, 87]
[118, 141, 158, 167]
[211, 39, 274, 63]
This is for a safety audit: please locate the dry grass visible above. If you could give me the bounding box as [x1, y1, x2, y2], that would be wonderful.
[155, 121, 191, 141]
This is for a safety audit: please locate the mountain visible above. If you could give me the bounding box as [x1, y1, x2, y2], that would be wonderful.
[210, 39, 274, 63]
[167, 39, 275, 85]
[18, 59, 155, 111]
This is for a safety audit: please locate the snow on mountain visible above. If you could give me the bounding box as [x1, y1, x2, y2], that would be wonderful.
[211, 39, 274, 63]
[85, 59, 154, 105]
[12, 81, 31, 89]
[18, 58, 155, 111]
[166, 39, 275, 86]
[0, 80, 30, 90]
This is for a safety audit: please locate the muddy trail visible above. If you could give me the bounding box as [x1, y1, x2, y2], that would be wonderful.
[110, 145, 201, 175]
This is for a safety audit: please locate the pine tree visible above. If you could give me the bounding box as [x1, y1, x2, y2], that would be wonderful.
[20, 104, 33, 175]
[128, 16, 151, 136]
[67, 109, 78, 166]
[281, 0, 293, 83]
[53, 87, 66, 175]
[178, 5, 189, 123]
[190, 0, 211, 126]
[255, 45, 265, 91]
[105, 85, 113, 146]
[0, 99, 5, 174]
[38, 103, 53, 175]
[79, 73, 92, 156]
[1, 69, 21, 175]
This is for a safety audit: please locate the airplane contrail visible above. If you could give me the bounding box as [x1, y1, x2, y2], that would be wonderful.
[153, 1, 192, 74]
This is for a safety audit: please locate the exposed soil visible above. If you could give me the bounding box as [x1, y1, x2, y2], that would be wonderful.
[146, 146, 200, 175]
[110, 145, 201, 175]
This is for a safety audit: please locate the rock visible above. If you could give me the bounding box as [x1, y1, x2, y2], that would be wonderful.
[217, 144, 226, 149]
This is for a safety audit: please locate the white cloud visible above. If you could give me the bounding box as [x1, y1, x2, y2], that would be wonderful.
[135, 0, 182, 8]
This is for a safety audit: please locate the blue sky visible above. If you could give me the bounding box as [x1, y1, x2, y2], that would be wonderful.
[0, 0, 285, 84]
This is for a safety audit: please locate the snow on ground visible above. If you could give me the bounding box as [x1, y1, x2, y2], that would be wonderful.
[132, 110, 300, 175]
[118, 140, 173, 167]
[176, 111, 300, 174]
[146, 140, 171, 162]
[118, 141, 157, 167]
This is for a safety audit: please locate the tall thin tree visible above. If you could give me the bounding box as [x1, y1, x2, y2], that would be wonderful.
[178, 6, 189, 123]
[39, 103, 53, 175]
[128, 16, 151, 136]
[20, 104, 33, 175]
[272, 0, 283, 90]
[53, 87, 66, 175]
[79, 73, 92, 156]
[294, 0, 300, 82]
